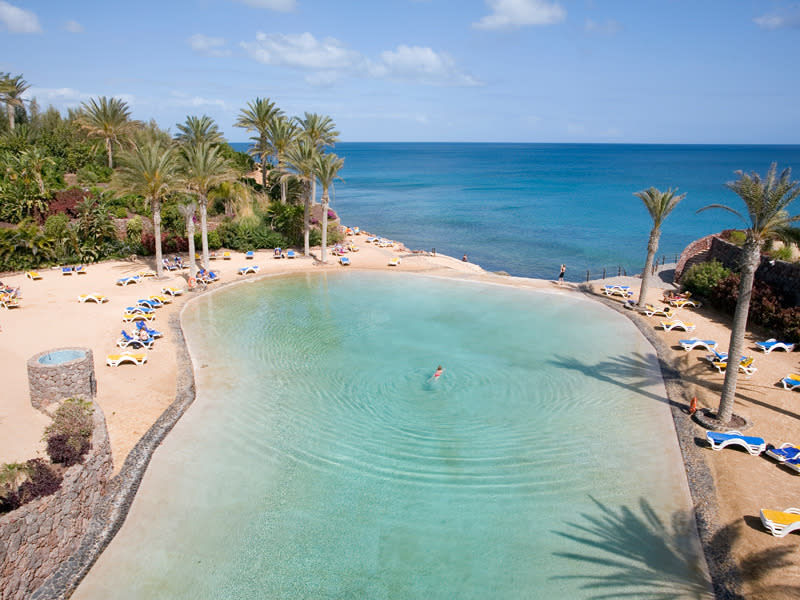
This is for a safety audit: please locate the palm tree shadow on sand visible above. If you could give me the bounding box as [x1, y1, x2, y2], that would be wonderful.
[551, 496, 799, 599]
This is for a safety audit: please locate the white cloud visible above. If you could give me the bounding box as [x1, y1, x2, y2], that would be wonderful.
[189, 33, 231, 57]
[241, 32, 480, 87]
[169, 91, 226, 109]
[585, 18, 621, 35]
[241, 32, 360, 71]
[473, 0, 565, 30]
[0, 1, 41, 33]
[64, 20, 83, 33]
[754, 12, 800, 30]
[28, 87, 89, 106]
[233, 0, 296, 12]
[377, 45, 481, 86]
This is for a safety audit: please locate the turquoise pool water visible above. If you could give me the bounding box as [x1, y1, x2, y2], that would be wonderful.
[37, 349, 85, 365]
[75, 273, 709, 599]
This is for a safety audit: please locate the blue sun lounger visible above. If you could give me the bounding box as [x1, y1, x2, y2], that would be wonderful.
[245, 250, 255, 259]
[781, 374, 800, 391]
[706, 431, 766, 455]
[756, 339, 795, 353]
[766, 443, 800, 463]
[679, 338, 718, 351]
[287, 249, 296, 258]
[135, 321, 163, 338]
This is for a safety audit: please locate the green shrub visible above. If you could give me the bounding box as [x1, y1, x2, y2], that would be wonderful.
[126, 215, 143, 243]
[43, 398, 93, 467]
[113, 206, 128, 219]
[194, 229, 222, 250]
[728, 230, 746, 246]
[681, 260, 731, 298]
[76, 164, 112, 184]
[770, 245, 793, 262]
[160, 203, 185, 236]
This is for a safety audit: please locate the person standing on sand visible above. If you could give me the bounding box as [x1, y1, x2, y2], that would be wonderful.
[462, 254, 468, 262]
[558, 264, 566, 285]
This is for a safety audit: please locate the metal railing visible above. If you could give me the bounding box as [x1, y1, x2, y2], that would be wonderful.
[584, 254, 679, 282]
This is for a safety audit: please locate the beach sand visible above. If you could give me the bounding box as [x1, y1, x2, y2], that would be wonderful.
[2, 238, 799, 598]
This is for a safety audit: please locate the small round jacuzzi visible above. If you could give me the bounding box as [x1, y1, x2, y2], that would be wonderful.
[28, 347, 96, 411]
[38, 349, 86, 365]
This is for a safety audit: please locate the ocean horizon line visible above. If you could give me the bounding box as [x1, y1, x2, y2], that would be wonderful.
[230, 141, 800, 148]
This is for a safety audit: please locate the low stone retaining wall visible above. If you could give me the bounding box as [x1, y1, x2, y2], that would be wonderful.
[0, 401, 112, 600]
[27, 347, 96, 411]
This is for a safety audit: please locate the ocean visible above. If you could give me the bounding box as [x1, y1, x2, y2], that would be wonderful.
[231, 142, 800, 281]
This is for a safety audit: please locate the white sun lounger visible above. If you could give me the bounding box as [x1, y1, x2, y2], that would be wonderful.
[679, 338, 717, 351]
[659, 320, 696, 332]
[705, 430, 766, 455]
[78, 293, 109, 303]
[756, 339, 795, 353]
[760, 508, 800, 537]
[106, 352, 148, 367]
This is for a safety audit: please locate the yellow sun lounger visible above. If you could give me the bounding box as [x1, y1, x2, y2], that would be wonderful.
[659, 320, 696, 332]
[223, 251, 232, 260]
[78, 293, 109, 303]
[106, 353, 147, 367]
[25, 271, 42, 280]
[149, 294, 171, 304]
[122, 312, 155, 322]
[760, 508, 800, 537]
[712, 357, 757, 376]
[388, 257, 401, 267]
[161, 287, 184, 296]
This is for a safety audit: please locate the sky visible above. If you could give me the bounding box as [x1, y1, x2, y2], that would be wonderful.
[1, 0, 799, 143]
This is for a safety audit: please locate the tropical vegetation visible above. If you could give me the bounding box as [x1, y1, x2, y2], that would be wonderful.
[0, 73, 345, 274]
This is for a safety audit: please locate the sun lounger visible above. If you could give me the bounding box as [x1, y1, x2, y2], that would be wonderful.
[135, 321, 163, 338]
[75, 265, 87, 274]
[208, 252, 217, 260]
[765, 443, 800, 462]
[287, 250, 296, 258]
[223, 251, 231, 260]
[388, 257, 400, 267]
[122, 312, 155, 322]
[124, 305, 154, 315]
[705, 430, 766, 455]
[760, 508, 800, 537]
[602, 284, 633, 297]
[669, 298, 702, 308]
[117, 330, 154, 349]
[78, 293, 108, 303]
[781, 374, 800, 391]
[62, 266, 74, 275]
[149, 294, 170, 304]
[238, 265, 260, 275]
[161, 287, 184, 296]
[26, 271, 42, 280]
[643, 304, 673, 318]
[756, 339, 795, 353]
[680, 338, 718, 351]
[138, 270, 156, 278]
[712, 357, 757, 376]
[659, 320, 696, 332]
[106, 352, 147, 367]
[245, 251, 255, 259]
[116, 276, 141, 286]
[137, 298, 161, 309]
[273, 248, 283, 258]
[339, 256, 351, 266]
[0, 295, 21, 309]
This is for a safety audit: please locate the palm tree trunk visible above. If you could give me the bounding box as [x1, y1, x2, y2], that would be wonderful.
[279, 160, 287, 204]
[321, 192, 328, 262]
[106, 137, 113, 169]
[637, 228, 660, 308]
[303, 183, 311, 256]
[187, 216, 197, 279]
[200, 197, 209, 270]
[261, 149, 268, 188]
[153, 199, 163, 278]
[716, 239, 761, 424]
[7, 103, 15, 130]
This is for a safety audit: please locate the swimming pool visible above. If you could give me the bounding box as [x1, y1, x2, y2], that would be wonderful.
[74, 272, 709, 599]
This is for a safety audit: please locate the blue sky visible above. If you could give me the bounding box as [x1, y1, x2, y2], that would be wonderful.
[1, 0, 799, 143]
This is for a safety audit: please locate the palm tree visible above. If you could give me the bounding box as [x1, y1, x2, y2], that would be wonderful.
[296, 112, 339, 218]
[178, 201, 198, 278]
[209, 180, 253, 218]
[697, 163, 800, 425]
[0, 73, 30, 130]
[175, 115, 224, 147]
[267, 116, 298, 204]
[113, 142, 179, 277]
[179, 142, 237, 269]
[19, 146, 55, 196]
[234, 98, 282, 187]
[76, 96, 140, 168]
[314, 152, 344, 263]
[634, 187, 685, 308]
[285, 140, 317, 255]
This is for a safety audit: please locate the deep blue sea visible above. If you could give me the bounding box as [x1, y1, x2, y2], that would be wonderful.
[231, 143, 800, 281]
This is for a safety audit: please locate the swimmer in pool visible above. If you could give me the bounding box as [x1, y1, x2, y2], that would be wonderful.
[434, 365, 444, 379]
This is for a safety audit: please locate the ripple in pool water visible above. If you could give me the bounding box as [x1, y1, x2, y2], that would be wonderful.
[74, 272, 710, 599]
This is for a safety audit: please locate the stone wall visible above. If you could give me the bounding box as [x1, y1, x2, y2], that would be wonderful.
[674, 233, 720, 282]
[0, 401, 112, 600]
[27, 348, 96, 411]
